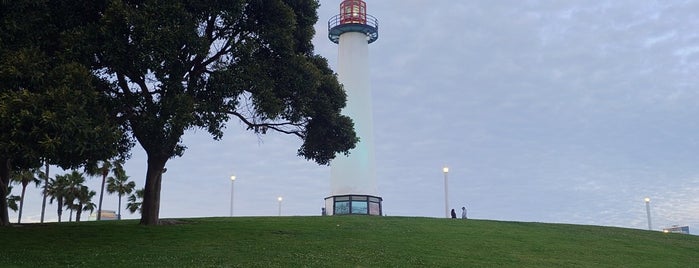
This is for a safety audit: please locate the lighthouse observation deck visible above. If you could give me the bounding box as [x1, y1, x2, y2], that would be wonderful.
[328, 1, 378, 44]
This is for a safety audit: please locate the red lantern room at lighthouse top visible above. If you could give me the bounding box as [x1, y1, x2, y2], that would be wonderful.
[328, 0, 378, 44]
[340, 0, 366, 24]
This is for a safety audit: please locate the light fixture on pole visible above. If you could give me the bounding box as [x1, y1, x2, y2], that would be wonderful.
[229, 175, 236, 217]
[443, 166, 449, 218]
[644, 197, 652, 230]
[277, 196, 283, 216]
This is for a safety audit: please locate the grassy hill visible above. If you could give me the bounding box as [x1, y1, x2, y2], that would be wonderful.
[1, 216, 697, 267]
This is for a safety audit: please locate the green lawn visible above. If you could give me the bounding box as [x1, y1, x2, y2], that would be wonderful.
[1, 216, 697, 267]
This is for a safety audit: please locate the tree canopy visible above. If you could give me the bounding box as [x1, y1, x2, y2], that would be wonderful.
[84, 0, 358, 225]
[3, 0, 357, 225]
[0, 0, 128, 226]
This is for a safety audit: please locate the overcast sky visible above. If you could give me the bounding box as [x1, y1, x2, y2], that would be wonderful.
[11, 1, 699, 234]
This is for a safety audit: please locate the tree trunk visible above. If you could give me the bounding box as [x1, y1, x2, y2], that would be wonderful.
[57, 199, 63, 223]
[140, 155, 168, 225]
[117, 194, 122, 220]
[97, 174, 106, 220]
[0, 158, 11, 226]
[76, 203, 82, 222]
[40, 162, 49, 223]
[17, 184, 27, 224]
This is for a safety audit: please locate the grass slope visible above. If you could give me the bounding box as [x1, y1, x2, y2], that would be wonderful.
[1, 216, 697, 267]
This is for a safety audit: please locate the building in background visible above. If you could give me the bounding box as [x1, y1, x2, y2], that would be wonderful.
[662, 225, 690, 234]
[89, 210, 118, 221]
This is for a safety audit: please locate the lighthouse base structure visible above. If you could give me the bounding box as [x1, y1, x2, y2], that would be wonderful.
[324, 194, 383, 216]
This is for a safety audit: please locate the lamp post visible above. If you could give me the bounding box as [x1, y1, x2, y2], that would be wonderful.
[644, 197, 652, 230]
[277, 196, 283, 216]
[443, 166, 449, 218]
[229, 175, 236, 217]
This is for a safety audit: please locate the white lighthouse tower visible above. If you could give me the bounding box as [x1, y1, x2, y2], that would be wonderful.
[324, 0, 382, 216]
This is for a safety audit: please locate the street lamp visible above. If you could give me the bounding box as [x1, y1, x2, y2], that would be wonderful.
[229, 175, 236, 217]
[443, 166, 449, 218]
[644, 197, 652, 231]
[277, 196, 283, 216]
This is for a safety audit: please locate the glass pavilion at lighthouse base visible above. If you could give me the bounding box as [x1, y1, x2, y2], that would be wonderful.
[324, 195, 383, 216]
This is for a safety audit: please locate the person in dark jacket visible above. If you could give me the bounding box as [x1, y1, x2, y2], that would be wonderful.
[450, 209, 457, 218]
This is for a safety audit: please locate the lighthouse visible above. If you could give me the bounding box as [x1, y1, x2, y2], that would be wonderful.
[324, 0, 382, 216]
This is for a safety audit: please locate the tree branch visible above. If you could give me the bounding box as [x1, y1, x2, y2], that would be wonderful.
[228, 111, 305, 138]
[116, 73, 132, 96]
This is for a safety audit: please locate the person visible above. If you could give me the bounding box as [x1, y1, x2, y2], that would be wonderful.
[461, 206, 467, 219]
[450, 209, 456, 219]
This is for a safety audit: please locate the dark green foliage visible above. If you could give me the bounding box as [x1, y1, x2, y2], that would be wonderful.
[5, 186, 19, 212]
[0, 0, 128, 226]
[91, 0, 355, 162]
[0, 88, 124, 168]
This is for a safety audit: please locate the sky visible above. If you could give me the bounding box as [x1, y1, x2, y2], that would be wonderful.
[10, 0, 699, 234]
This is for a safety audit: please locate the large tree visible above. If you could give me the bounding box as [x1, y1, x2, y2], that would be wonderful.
[87, 0, 358, 225]
[0, 3, 101, 225]
[0, 1, 129, 226]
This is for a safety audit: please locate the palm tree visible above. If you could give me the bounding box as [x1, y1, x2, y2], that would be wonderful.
[39, 160, 50, 223]
[126, 188, 145, 214]
[107, 165, 135, 220]
[72, 186, 96, 222]
[11, 168, 41, 224]
[85, 160, 118, 221]
[62, 170, 87, 222]
[6, 186, 20, 213]
[46, 174, 70, 222]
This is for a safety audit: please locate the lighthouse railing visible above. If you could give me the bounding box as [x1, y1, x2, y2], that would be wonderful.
[328, 13, 378, 31]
